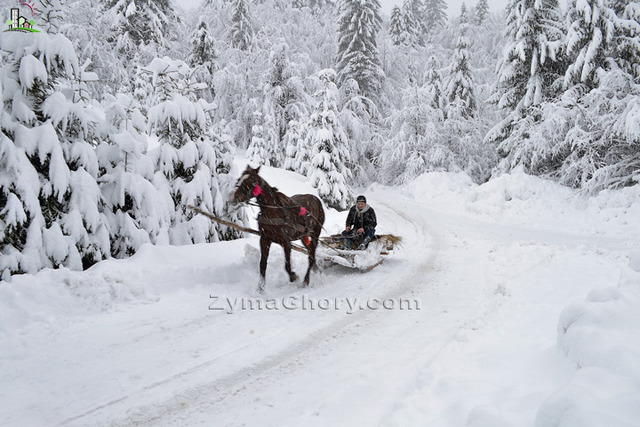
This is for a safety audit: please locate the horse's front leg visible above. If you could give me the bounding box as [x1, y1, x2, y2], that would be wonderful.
[258, 237, 272, 293]
[302, 237, 318, 287]
[283, 242, 298, 283]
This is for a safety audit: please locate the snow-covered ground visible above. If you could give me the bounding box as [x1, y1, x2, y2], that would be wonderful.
[1, 165, 639, 426]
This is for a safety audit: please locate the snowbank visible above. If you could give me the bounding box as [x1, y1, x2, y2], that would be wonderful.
[536, 251, 640, 427]
[395, 167, 640, 239]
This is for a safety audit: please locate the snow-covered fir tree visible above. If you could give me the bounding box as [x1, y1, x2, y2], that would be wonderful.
[338, 78, 381, 182]
[0, 32, 110, 278]
[104, 0, 175, 56]
[188, 16, 218, 102]
[145, 57, 234, 244]
[564, 0, 618, 90]
[400, 0, 420, 47]
[612, 0, 640, 82]
[230, 0, 254, 51]
[389, 5, 404, 46]
[424, 0, 448, 30]
[96, 93, 171, 257]
[486, 0, 565, 170]
[283, 119, 309, 173]
[476, 0, 490, 25]
[424, 54, 446, 114]
[247, 110, 272, 166]
[35, 0, 64, 34]
[446, 4, 477, 119]
[260, 43, 308, 168]
[379, 83, 446, 184]
[305, 69, 353, 210]
[335, 0, 385, 101]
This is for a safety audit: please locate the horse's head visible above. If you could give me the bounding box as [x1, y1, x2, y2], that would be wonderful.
[230, 166, 262, 204]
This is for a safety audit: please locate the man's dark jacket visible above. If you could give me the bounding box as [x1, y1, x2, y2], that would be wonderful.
[345, 205, 377, 231]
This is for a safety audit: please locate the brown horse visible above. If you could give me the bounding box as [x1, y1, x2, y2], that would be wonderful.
[230, 166, 325, 292]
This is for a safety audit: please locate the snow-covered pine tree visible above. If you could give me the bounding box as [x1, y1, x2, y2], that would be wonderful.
[612, 0, 640, 82]
[378, 83, 447, 184]
[188, 16, 218, 102]
[338, 78, 380, 183]
[424, 0, 448, 30]
[424, 54, 446, 114]
[564, 0, 618, 90]
[230, 0, 254, 51]
[261, 43, 308, 168]
[104, 0, 176, 58]
[389, 5, 404, 45]
[446, 4, 477, 119]
[96, 93, 171, 257]
[476, 0, 490, 25]
[493, 0, 565, 113]
[486, 0, 565, 171]
[305, 69, 353, 210]
[400, 0, 420, 47]
[35, 0, 64, 34]
[283, 118, 309, 173]
[0, 32, 110, 277]
[409, 0, 429, 44]
[247, 110, 272, 166]
[145, 57, 233, 244]
[335, 0, 385, 101]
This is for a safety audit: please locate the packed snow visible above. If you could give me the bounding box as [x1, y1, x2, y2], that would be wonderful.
[1, 164, 639, 426]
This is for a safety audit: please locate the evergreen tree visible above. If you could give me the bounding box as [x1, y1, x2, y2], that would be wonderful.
[247, 111, 272, 166]
[379, 84, 446, 184]
[188, 16, 218, 78]
[446, 4, 477, 119]
[261, 43, 308, 167]
[564, 0, 618, 90]
[305, 69, 353, 210]
[97, 93, 171, 257]
[389, 5, 404, 45]
[476, 0, 490, 25]
[487, 0, 565, 169]
[145, 57, 234, 244]
[400, 0, 420, 46]
[424, 55, 446, 114]
[230, 0, 254, 51]
[36, 0, 64, 34]
[335, 0, 385, 100]
[104, 0, 175, 54]
[283, 119, 309, 173]
[424, 0, 448, 29]
[1, 32, 110, 277]
[612, 0, 640, 82]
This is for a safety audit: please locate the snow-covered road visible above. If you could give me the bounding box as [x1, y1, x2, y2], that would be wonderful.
[1, 169, 639, 427]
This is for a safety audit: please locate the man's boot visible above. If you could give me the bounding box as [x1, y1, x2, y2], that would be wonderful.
[358, 236, 372, 250]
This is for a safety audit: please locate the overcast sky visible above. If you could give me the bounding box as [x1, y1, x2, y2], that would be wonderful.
[180, 0, 510, 19]
[379, 0, 509, 17]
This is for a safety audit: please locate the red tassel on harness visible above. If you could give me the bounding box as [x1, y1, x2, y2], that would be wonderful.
[252, 184, 263, 197]
[302, 236, 311, 246]
[299, 206, 307, 215]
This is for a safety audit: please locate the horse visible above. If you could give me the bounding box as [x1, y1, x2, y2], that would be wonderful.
[230, 166, 325, 292]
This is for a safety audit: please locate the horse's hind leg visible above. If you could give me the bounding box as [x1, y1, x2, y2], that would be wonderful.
[283, 243, 298, 282]
[258, 237, 271, 293]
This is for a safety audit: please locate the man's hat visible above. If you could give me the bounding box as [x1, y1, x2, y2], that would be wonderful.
[356, 195, 366, 203]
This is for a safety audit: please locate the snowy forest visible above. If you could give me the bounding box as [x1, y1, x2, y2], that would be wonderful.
[1, 0, 639, 279]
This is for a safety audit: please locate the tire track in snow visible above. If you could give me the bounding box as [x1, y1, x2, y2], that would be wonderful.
[60, 195, 439, 426]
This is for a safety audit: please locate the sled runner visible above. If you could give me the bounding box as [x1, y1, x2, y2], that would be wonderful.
[188, 205, 401, 271]
[317, 233, 401, 271]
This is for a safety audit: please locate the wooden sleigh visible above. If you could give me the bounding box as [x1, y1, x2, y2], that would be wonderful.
[189, 206, 401, 271]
